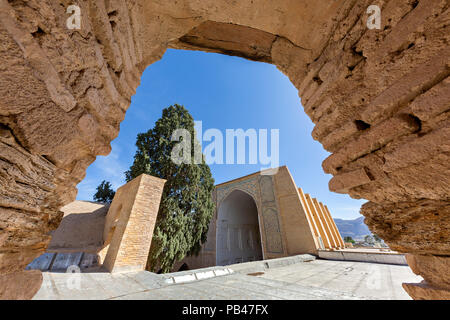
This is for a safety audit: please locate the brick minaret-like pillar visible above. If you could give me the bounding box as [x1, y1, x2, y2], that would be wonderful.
[101, 174, 166, 273]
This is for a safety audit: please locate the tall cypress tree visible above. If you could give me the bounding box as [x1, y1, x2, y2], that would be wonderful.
[125, 104, 215, 272]
[93, 180, 115, 203]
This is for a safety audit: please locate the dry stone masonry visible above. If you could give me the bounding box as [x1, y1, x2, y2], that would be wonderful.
[0, 0, 449, 299]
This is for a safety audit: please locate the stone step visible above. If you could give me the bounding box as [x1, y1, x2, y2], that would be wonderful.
[26, 252, 100, 272]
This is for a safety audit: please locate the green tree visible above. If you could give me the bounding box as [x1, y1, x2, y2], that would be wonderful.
[344, 236, 355, 243]
[125, 104, 215, 273]
[93, 180, 115, 203]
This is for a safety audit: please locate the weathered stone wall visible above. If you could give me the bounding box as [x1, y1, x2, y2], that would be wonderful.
[0, 0, 448, 299]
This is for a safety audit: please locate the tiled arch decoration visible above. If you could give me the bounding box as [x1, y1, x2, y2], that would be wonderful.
[216, 177, 261, 212]
[215, 174, 286, 257]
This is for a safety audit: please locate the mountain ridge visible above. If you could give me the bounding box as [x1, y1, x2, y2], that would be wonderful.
[334, 216, 372, 240]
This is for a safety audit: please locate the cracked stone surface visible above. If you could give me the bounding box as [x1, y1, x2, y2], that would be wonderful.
[0, 0, 449, 299]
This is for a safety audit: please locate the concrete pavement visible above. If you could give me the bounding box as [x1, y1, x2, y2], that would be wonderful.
[33, 256, 421, 300]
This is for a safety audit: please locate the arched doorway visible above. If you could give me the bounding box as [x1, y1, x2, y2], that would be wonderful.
[216, 190, 263, 266]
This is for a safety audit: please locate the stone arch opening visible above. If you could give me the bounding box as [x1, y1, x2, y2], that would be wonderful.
[0, 0, 448, 299]
[216, 190, 263, 266]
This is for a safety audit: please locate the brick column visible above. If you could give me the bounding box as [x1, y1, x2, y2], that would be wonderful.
[101, 174, 166, 273]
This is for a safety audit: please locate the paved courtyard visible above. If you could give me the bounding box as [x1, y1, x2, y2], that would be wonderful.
[258, 259, 419, 300]
[33, 258, 421, 300]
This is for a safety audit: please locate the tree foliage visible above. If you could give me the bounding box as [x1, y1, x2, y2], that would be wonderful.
[344, 236, 355, 244]
[125, 104, 215, 273]
[93, 180, 115, 203]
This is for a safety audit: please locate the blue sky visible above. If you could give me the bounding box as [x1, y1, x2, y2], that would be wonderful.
[76, 49, 366, 219]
